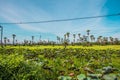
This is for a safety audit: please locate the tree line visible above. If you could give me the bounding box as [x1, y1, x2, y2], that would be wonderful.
[1, 30, 120, 47]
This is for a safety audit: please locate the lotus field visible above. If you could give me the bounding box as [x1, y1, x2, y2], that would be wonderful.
[0, 45, 120, 80]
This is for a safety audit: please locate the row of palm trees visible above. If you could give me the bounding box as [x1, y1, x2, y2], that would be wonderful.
[4, 34, 16, 46]
[56, 30, 119, 45]
[2, 30, 120, 46]
[3, 34, 53, 46]
[57, 30, 91, 44]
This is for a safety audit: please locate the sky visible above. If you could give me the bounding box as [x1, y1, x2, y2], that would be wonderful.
[0, 0, 120, 42]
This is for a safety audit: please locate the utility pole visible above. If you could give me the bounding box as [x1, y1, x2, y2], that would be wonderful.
[0, 25, 3, 48]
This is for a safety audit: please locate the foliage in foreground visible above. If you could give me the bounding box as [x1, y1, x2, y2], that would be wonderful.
[0, 47, 120, 80]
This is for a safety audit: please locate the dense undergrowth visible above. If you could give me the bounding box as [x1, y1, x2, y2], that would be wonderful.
[0, 46, 120, 80]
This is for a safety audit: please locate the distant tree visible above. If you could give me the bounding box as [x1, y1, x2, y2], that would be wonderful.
[24, 39, 28, 45]
[86, 30, 90, 42]
[90, 35, 94, 42]
[63, 41, 68, 49]
[109, 37, 114, 44]
[29, 41, 32, 45]
[80, 37, 84, 43]
[114, 38, 119, 44]
[93, 36, 95, 42]
[39, 35, 41, 42]
[12, 34, 16, 45]
[16, 40, 18, 44]
[7, 39, 10, 44]
[73, 34, 76, 43]
[64, 34, 67, 42]
[66, 32, 70, 43]
[57, 36, 60, 44]
[61, 38, 64, 44]
[83, 35, 87, 42]
[103, 37, 108, 45]
[32, 36, 34, 44]
[4, 37, 7, 46]
[78, 33, 81, 42]
[97, 36, 102, 44]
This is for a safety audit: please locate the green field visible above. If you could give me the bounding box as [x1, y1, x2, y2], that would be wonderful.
[0, 45, 120, 80]
[6, 45, 120, 50]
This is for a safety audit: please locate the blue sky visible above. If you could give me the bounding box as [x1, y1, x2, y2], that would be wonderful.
[0, 0, 120, 42]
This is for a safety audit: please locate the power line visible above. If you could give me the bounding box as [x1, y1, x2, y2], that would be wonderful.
[0, 13, 120, 24]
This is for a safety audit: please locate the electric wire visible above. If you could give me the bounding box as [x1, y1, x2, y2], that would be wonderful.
[0, 13, 120, 24]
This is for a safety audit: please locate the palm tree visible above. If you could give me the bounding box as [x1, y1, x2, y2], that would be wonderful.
[4, 37, 7, 46]
[73, 34, 76, 43]
[97, 36, 102, 45]
[86, 30, 90, 42]
[32, 36, 34, 44]
[93, 36, 95, 42]
[64, 34, 67, 42]
[90, 35, 94, 42]
[80, 37, 84, 43]
[78, 33, 81, 42]
[61, 38, 64, 44]
[16, 39, 18, 45]
[114, 38, 119, 44]
[57, 36, 60, 44]
[66, 32, 70, 43]
[83, 35, 87, 42]
[103, 37, 107, 45]
[109, 37, 113, 44]
[7, 39, 10, 44]
[39, 35, 41, 42]
[24, 39, 28, 45]
[12, 34, 16, 45]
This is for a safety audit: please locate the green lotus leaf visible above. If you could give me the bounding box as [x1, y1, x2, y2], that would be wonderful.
[103, 74, 117, 80]
[58, 76, 72, 80]
[77, 74, 86, 80]
[77, 74, 91, 80]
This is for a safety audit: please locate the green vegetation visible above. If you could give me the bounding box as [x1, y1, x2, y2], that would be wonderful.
[0, 45, 120, 80]
[1, 30, 120, 48]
